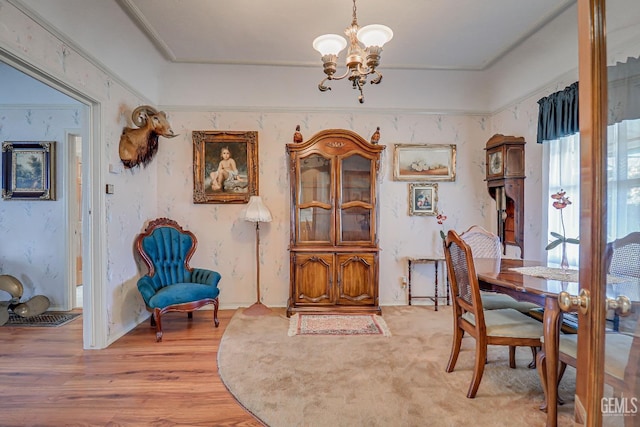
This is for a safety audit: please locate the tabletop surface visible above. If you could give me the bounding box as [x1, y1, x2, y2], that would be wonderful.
[475, 258, 639, 301]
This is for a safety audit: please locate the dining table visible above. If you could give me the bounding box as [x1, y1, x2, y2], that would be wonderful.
[474, 257, 579, 427]
[475, 257, 640, 427]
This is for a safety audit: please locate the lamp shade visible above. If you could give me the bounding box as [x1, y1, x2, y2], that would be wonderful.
[313, 34, 347, 56]
[357, 24, 393, 48]
[241, 196, 272, 223]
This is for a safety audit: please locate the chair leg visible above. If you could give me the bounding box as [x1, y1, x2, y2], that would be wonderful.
[528, 346, 538, 369]
[153, 308, 163, 342]
[509, 346, 516, 369]
[446, 323, 464, 373]
[213, 298, 220, 327]
[557, 362, 567, 384]
[468, 338, 487, 398]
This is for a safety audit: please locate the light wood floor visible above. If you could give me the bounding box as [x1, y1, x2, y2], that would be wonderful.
[0, 309, 264, 426]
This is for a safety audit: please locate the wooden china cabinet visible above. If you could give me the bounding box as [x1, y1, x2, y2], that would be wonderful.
[286, 129, 385, 317]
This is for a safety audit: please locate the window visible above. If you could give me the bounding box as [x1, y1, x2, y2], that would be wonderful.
[546, 119, 640, 265]
[607, 119, 640, 240]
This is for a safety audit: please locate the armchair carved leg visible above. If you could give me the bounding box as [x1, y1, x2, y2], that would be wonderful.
[153, 308, 163, 342]
[213, 298, 220, 327]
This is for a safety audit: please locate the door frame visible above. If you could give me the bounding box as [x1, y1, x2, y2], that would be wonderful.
[576, 0, 610, 424]
[0, 47, 107, 349]
[65, 130, 82, 309]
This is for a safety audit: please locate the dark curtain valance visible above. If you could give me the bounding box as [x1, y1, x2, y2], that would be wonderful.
[536, 56, 640, 143]
[536, 82, 579, 144]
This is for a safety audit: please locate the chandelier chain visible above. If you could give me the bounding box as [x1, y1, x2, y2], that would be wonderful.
[352, 0, 358, 26]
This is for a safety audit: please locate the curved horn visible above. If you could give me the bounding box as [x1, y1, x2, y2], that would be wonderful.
[131, 105, 158, 127]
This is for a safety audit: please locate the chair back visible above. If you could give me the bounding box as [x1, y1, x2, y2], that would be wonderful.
[605, 231, 640, 279]
[604, 232, 640, 332]
[444, 229, 485, 323]
[136, 218, 197, 288]
[460, 225, 502, 259]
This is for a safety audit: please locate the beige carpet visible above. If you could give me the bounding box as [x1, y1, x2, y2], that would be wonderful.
[218, 306, 576, 427]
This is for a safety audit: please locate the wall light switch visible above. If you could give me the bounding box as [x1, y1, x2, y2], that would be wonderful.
[105, 184, 115, 194]
[108, 163, 123, 174]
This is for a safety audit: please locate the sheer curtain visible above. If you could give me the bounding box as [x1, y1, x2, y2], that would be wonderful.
[547, 134, 581, 267]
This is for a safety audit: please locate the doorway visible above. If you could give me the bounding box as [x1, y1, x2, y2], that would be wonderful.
[67, 132, 83, 309]
[0, 55, 102, 348]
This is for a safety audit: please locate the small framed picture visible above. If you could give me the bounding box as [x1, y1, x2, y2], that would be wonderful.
[393, 144, 456, 181]
[1, 141, 56, 200]
[192, 130, 258, 204]
[409, 183, 438, 216]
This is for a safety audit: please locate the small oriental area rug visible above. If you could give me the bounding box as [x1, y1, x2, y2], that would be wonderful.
[4, 312, 81, 327]
[288, 313, 391, 337]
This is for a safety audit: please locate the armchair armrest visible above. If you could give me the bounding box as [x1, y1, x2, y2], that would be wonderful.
[137, 275, 157, 305]
[191, 268, 222, 288]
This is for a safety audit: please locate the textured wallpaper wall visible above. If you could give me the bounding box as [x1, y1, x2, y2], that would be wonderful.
[154, 111, 496, 307]
[0, 0, 563, 346]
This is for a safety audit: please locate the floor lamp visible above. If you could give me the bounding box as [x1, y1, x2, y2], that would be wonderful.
[241, 195, 273, 316]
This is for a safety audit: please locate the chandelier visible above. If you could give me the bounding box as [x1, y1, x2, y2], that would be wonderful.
[313, 0, 393, 103]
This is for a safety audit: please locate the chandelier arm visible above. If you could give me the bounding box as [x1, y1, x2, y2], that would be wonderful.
[370, 70, 383, 85]
[318, 77, 332, 92]
[318, 66, 355, 92]
[329, 68, 352, 81]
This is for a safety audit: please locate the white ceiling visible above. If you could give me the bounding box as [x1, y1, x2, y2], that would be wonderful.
[117, 0, 576, 71]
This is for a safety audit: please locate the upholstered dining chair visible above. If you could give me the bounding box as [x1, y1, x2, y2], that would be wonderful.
[460, 225, 541, 368]
[135, 218, 221, 342]
[536, 321, 640, 427]
[460, 225, 539, 313]
[605, 231, 640, 332]
[443, 229, 544, 398]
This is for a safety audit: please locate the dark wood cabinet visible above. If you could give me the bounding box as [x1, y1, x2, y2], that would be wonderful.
[485, 134, 526, 257]
[286, 129, 385, 316]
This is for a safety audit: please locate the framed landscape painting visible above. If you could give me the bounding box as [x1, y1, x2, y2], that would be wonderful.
[192, 130, 258, 204]
[1, 141, 56, 200]
[393, 144, 456, 181]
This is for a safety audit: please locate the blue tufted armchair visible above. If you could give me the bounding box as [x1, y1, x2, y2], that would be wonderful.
[135, 218, 221, 341]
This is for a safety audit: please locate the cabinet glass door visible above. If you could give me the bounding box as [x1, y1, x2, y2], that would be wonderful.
[298, 154, 332, 242]
[340, 154, 373, 242]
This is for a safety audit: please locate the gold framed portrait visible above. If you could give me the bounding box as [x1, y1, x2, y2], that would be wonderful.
[192, 130, 258, 204]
